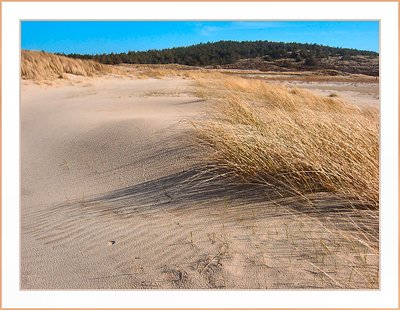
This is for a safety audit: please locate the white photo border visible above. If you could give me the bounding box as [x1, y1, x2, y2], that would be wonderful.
[2, 1, 398, 308]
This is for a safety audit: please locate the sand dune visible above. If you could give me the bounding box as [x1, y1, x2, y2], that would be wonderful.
[21, 72, 378, 289]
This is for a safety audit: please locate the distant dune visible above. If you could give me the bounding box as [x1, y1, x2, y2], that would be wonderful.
[21, 50, 124, 81]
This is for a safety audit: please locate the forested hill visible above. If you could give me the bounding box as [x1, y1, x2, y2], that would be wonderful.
[61, 40, 379, 75]
[63, 40, 377, 66]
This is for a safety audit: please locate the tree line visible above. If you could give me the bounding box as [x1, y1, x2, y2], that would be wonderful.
[60, 40, 378, 67]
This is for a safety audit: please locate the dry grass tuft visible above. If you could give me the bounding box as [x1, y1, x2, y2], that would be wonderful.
[193, 75, 379, 207]
[21, 50, 125, 81]
[115, 64, 228, 80]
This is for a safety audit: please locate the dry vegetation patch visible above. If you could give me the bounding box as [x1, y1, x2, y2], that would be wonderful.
[193, 76, 379, 208]
[21, 50, 125, 81]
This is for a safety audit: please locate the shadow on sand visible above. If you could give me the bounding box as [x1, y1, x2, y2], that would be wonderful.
[55, 166, 378, 238]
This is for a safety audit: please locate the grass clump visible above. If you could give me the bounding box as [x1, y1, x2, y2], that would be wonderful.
[194, 76, 379, 207]
[21, 50, 124, 81]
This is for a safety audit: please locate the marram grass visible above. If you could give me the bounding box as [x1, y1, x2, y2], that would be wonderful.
[193, 76, 379, 207]
[21, 50, 124, 81]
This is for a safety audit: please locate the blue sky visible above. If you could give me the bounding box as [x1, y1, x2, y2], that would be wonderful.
[21, 21, 379, 54]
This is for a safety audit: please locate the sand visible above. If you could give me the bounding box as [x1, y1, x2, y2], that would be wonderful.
[233, 71, 379, 107]
[279, 80, 379, 107]
[21, 76, 379, 289]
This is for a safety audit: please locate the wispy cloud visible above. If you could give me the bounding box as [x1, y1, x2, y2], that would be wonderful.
[197, 25, 222, 36]
[195, 21, 288, 37]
